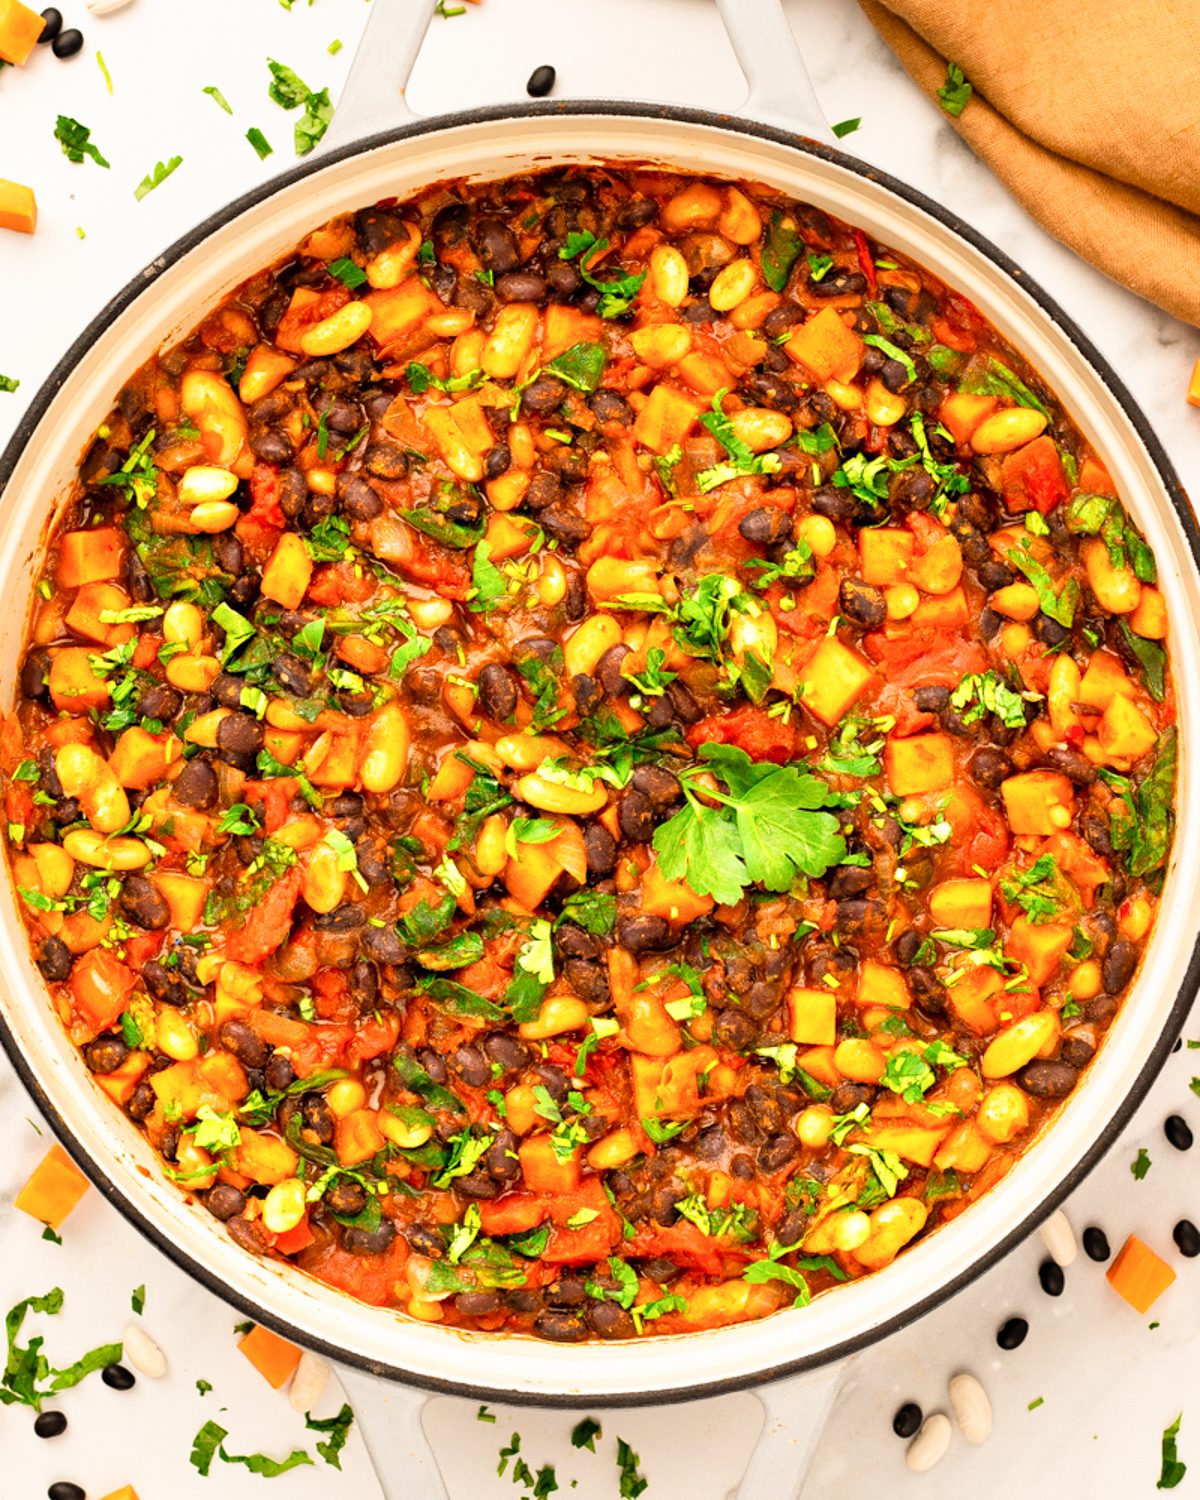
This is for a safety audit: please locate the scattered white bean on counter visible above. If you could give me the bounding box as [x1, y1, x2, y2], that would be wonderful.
[121, 1323, 168, 1379]
[948, 1372, 994, 1444]
[86, 0, 137, 13]
[1039, 1208, 1078, 1267]
[289, 1350, 331, 1413]
[905, 1412, 952, 1473]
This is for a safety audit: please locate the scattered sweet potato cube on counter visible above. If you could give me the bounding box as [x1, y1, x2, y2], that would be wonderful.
[0, 177, 36, 234]
[14, 1143, 90, 1229]
[1188, 357, 1200, 409]
[1107, 1234, 1176, 1313]
[0, 0, 45, 65]
[238, 1324, 303, 1388]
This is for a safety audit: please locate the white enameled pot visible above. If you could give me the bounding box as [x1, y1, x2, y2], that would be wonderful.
[2, 2, 1199, 1495]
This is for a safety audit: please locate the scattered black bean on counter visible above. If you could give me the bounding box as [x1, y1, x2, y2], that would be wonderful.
[1038, 1260, 1065, 1297]
[37, 7, 61, 42]
[526, 64, 555, 97]
[47, 1484, 85, 1500]
[50, 26, 82, 59]
[101, 1362, 135, 1391]
[997, 1317, 1029, 1350]
[33, 1410, 67, 1439]
[1082, 1226, 1112, 1262]
[893, 1402, 923, 1438]
[1173, 1038, 1183, 1054]
[1164, 1115, 1193, 1151]
[1174, 1219, 1200, 1258]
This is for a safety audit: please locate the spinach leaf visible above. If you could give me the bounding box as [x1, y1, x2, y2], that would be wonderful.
[761, 209, 803, 292]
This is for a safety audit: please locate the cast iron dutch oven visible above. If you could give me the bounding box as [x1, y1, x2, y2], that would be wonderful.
[2, 2, 1198, 1493]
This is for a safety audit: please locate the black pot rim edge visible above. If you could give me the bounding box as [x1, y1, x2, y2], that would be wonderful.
[1, 96, 1198, 1410]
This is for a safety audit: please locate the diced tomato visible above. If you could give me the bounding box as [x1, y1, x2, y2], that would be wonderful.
[289, 1021, 354, 1078]
[248, 464, 286, 530]
[307, 561, 376, 607]
[540, 1179, 621, 1264]
[272, 1217, 316, 1255]
[226, 866, 303, 965]
[1001, 435, 1069, 516]
[311, 967, 355, 1021]
[863, 628, 988, 688]
[124, 931, 165, 970]
[853, 229, 877, 296]
[477, 1193, 549, 1237]
[132, 634, 162, 670]
[297, 1232, 407, 1305]
[241, 777, 298, 834]
[1038, 831, 1109, 908]
[5, 782, 32, 830]
[929, 314, 976, 353]
[687, 706, 795, 764]
[346, 1010, 402, 1063]
[70, 948, 137, 1034]
[627, 1221, 725, 1277]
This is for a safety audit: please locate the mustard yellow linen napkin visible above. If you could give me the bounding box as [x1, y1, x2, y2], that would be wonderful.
[856, 0, 1200, 326]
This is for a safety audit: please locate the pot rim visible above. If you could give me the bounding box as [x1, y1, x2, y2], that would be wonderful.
[2, 99, 1197, 1407]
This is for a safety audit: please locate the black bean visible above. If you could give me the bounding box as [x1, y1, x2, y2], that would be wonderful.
[1059, 1026, 1097, 1069]
[534, 1309, 589, 1343]
[1017, 1059, 1077, 1098]
[582, 821, 617, 876]
[738, 506, 794, 545]
[142, 958, 186, 1007]
[970, 746, 1013, 789]
[20, 647, 51, 700]
[219, 1019, 270, 1070]
[50, 25, 81, 57]
[299, 1092, 335, 1145]
[319, 396, 362, 434]
[498, 270, 549, 305]
[279, 466, 308, 518]
[589, 389, 633, 424]
[829, 1082, 874, 1116]
[101, 1363, 136, 1390]
[473, 216, 521, 273]
[758, 1133, 799, 1172]
[1102, 939, 1137, 994]
[248, 426, 293, 465]
[617, 914, 671, 953]
[629, 766, 681, 812]
[561, 958, 607, 1007]
[226, 1215, 266, 1256]
[83, 1033, 129, 1075]
[1081, 813, 1114, 860]
[484, 1033, 530, 1075]
[1174, 1219, 1200, 1257]
[1038, 1259, 1065, 1296]
[538, 505, 591, 545]
[362, 441, 409, 480]
[337, 473, 383, 522]
[314, 904, 364, 933]
[47, 1485, 85, 1500]
[879, 356, 910, 393]
[173, 757, 218, 809]
[519, 60, 557, 97]
[996, 1315, 1029, 1349]
[362, 924, 407, 966]
[1164, 1114, 1194, 1152]
[34, 1409, 68, 1438]
[477, 662, 518, 721]
[215, 712, 264, 757]
[358, 204, 409, 257]
[595, 643, 633, 698]
[273, 653, 311, 697]
[892, 1402, 923, 1438]
[1082, 1226, 1110, 1262]
[326, 1180, 367, 1217]
[829, 864, 873, 900]
[38, 8, 62, 43]
[1046, 745, 1098, 785]
[617, 790, 655, 843]
[343, 1221, 398, 1256]
[587, 1300, 634, 1338]
[38, 935, 72, 983]
[712, 1008, 756, 1052]
[485, 1126, 520, 1182]
[839, 578, 887, 628]
[451, 1044, 490, 1089]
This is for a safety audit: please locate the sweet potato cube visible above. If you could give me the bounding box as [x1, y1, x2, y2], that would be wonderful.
[198, 1051, 249, 1102]
[909, 535, 964, 596]
[1107, 1234, 1176, 1313]
[929, 878, 993, 930]
[631, 382, 702, 454]
[938, 390, 997, 446]
[1098, 695, 1158, 761]
[866, 1123, 949, 1168]
[1000, 770, 1075, 835]
[260, 532, 313, 610]
[335, 1108, 387, 1166]
[912, 585, 970, 629]
[784, 305, 863, 382]
[0, 177, 36, 234]
[362, 277, 434, 349]
[799, 637, 875, 726]
[109, 727, 177, 789]
[238, 1325, 302, 1389]
[1002, 434, 1069, 515]
[151, 871, 209, 932]
[451, 395, 496, 458]
[0, 0, 46, 64]
[856, 959, 911, 1010]
[1078, 650, 1135, 710]
[541, 305, 603, 362]
[520, 1132, 582, 1195]
[14, 1144, 90, 1229]
[65, 582, 133, 646]
[641, 857, 714, 924]
[484, 511, 537, 561]
[57, 527, 125, 588]
[1006, 916, 1074, 986]
[798, 1045, 841, 1088]
[231, 1127, 299, 1185]
[947, 965, 1005, 1034]
[885, 733, 954, 795]
[94, 1052, 150, 1108]
[48, 648, 111, 713]
[97, 1487, 142, 1500]
[676, 351, 731, 397]
[1189, 358, 1200, 410]
[858, 528, 913, 586]
[788, 986, 837, 1046]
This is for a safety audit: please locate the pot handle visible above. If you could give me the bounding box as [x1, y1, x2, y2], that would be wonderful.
[322, 0, 832, 152]
[334, 1356, 848, 1500]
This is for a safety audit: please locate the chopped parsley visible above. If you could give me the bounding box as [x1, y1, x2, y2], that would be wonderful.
[696, 388, 783, 492]
[559, 231, 646, 318]
[1131, 1147, 1152, 1180]
[950, 672, 1034, 730]
[202, 85, 232, 114]
[1, 1288, 122, 1412]
[831, 117, 862, 138]
[54, 116, 110, 168]
[1159, 1413, 1187, 1490]
[937, 62, 973, 117]
[246, 128, 274, 161]
[134, 156, 183, 201]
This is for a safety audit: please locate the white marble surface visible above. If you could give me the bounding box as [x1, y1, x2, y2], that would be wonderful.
[2, 0, 1200, 1496]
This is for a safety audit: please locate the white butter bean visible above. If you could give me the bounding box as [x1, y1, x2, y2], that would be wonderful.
[948, 1372, 993, 1444]
[905, 1412, 952, 1472]
[1039, 1208, 1077, 1267]
[122, 1323, 167, 1379]
[288, 1349, 331, 1412]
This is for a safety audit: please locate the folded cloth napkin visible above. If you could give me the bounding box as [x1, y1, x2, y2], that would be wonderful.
[856, 0, 1200, 327]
